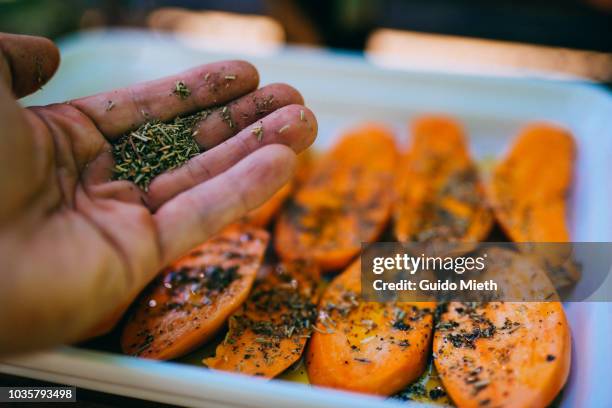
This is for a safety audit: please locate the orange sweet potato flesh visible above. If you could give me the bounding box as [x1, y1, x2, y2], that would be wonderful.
[275, 124, 398, 271]
[488, 124, 579, 286]
[394, 116, 493, 245]
[306, 261, 435, 395]
[489, 124, 575, 242]
[204, 260, 320, 378]
[121, 224, 269, 360]
[434, 249, 571, 408]
[434, 301, 571, 408]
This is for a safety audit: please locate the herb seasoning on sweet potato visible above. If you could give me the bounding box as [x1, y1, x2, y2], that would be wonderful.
[434, 301, 570, 408]
[121, 224, 269, 360]
[275, 124, 397, 271]
[489, 124, 575, 242]
[205, 260, 320, 378]
[394, 116, 492, 245]
[434, 249, 571, 408]
[488, 124, 579, 287]
[306, 261, 435, 395]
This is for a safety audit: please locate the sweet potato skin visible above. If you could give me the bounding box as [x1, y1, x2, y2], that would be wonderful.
[434, 249, 571, 408]
[275, 124, 398, 271]
[394, 116, 493, 245]
[121, 225, 269, 360]
[204, 260, 319, 378]
[489, 124, 575, 242]
[306, 261, 435, 395]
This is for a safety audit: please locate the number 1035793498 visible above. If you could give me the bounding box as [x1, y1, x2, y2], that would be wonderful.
[1, 387, 76, 402]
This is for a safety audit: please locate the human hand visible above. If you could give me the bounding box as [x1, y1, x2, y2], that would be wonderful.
[0, 33, 317, 354]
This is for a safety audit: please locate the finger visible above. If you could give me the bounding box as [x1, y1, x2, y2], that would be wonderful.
[70, 60, 259, 139]
[155, 144, 296, 265]
[146, 104, 317, 210]
[192, 82, 304, 149]
[0, 33, 60, 98]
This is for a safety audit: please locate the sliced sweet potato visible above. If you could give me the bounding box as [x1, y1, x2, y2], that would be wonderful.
[488, 124, 579, 286]
[489, 124, 575, 242]
[306, 261, 435, 395]
[121, 224, 269, 360]
[204, 260, 320, 377]
[275, 124, 398, 271]
[434, 301, 571, 408]
[394, 116, 493, 245]
[434, 249, 571, 408]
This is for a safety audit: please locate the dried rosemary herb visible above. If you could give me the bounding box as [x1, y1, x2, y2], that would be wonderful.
[112, 111, 207, 190]
[220, 105, 234, 129]
[429, 386, 447, 400]
[34, 56, 44, 84]
[252, 123, 264, 142]
[173, 81, 191, 99]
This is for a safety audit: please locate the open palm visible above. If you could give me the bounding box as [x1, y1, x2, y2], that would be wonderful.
[0, 33, 316, 353]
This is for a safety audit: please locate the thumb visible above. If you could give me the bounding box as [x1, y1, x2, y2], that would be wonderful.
[0, 33, 60, 98]
[0, 34, 59, 224]
[0, 79, 45, 225]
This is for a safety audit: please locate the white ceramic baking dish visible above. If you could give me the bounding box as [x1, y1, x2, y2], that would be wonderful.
[2, 30, 611, 407]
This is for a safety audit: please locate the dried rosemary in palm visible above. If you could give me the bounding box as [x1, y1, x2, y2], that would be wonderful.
[112, 111, 207, 190]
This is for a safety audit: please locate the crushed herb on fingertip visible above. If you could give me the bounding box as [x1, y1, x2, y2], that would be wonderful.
[252, 123, 264, 142]
[173, 81, 191, 99]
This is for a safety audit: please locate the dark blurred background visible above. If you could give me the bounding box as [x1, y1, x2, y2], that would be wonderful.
[1, 0, 610, 51]
[0, 0, 611, 81]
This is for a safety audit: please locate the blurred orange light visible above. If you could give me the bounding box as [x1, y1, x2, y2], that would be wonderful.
[367, 29, 612, 82]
